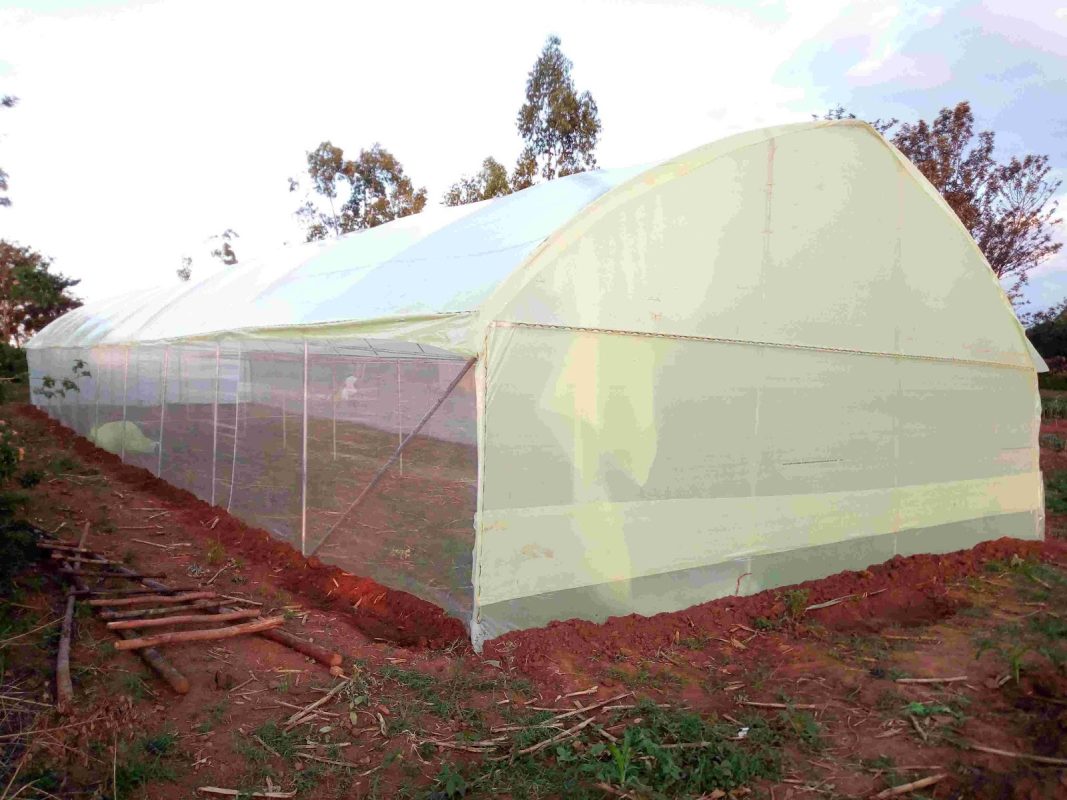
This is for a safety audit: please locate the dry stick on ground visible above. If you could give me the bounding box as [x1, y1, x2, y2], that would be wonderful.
[907, 715, 928, 744]
[88, 591, 216, 608]
[741, 701, 821, 710]
[106, 608, 261, 631]
[99, 599, 225, 621]
[805, 588, 887, 613]
[55, 522, 91, 715]
[197, 788, 296, 799]
[515, 716, 597, 756]
[871, 774, 946, 799]
[113, 616, 284, 651]
[895, 676, 967, 685]
[969, 743, 1067, 766]
[295, 752, 382, 776]
[283, 679, 352, 728]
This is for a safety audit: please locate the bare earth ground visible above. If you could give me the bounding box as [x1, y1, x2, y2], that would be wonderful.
[2, 401, 1067, 800]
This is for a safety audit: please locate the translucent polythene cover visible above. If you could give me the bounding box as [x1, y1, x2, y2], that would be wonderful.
[26, 166, 646, 353]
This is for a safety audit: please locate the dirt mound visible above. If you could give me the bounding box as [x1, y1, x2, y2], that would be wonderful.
[488, 538, 1067, 683]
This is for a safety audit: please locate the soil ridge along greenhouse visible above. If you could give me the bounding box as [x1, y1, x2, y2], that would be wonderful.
[27, 119, 1046, 648]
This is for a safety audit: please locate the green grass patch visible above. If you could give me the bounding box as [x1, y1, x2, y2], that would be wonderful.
[115, 731, 179, 794]
[460, 700, 781, 799]
[604, 663, 682, 691]
[1044, 472, 1067, 514]
[379, 664, 497, 729]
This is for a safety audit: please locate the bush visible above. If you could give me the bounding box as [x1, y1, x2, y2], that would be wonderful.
[0, 521, 41, 595]
[0, 344, 27, 404]
[0, 420, 23, 484]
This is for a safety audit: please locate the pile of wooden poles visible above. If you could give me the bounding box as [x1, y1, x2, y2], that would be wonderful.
[41, 524, 342, 713]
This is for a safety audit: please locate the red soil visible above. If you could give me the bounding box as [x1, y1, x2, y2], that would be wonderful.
[485, 537, 1067, 687]
[18, 404, 467, 649]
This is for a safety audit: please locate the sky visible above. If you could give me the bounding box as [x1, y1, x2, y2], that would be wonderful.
[0, 0, 1065, 313]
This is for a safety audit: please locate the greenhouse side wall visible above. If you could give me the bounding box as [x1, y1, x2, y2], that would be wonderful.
[26, 338, 478, 626]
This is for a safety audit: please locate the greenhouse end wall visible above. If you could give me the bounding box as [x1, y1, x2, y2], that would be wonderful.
[27, 338, 478, 624]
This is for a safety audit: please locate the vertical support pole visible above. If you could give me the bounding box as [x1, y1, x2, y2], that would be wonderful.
[396, 360, 403, 475]
[120, 346, 130, 462]
[227, 341, 242, 513]
[92, 350, 101, 435]
[301, 340, 309, 556]
[331, 363, 337, 461]
[157, 346, 170, 478]
[210, 342, 220, 507]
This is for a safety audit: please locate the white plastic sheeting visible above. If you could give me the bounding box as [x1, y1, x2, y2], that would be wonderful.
[27, 165, 647, 353]
[28, 120, 1045, 647]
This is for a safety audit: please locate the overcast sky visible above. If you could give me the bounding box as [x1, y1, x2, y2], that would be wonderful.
[1, 0, 1065, 312]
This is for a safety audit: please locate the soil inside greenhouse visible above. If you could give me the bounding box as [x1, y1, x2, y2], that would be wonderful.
[5, 399, 1067, 800]
[22, 404, 468, 649]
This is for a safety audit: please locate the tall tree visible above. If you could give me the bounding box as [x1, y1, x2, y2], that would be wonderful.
[443, 157, 512, 206]
[1, 96, 17, 208]
[817, 102, 1062, 302]
[210, 229, 239, 265]
[514, 35, 601, 188]
[0, 241, 81, 345]
[345, 144, 428, 229]
[292, 142, 427, 241]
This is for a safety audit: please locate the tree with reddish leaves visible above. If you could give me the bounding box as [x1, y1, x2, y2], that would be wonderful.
[0, 241, 81, 345]
[820, 102, 1062, 304]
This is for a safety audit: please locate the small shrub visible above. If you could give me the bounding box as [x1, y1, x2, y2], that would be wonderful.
[205, 540, 225, 565]
[782, 589, 809, 620]
[15, 469, 42, 489]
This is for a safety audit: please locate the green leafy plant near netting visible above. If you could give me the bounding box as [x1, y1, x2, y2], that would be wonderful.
[32, 358, 90, 400]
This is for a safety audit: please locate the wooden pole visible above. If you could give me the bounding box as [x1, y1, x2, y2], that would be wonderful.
[114, 616, 284, 651]
[55, 523, 90, 714]
[99, 599, 225, 621]
[73, 586, 201, 598]
[58, 567, 167, 579]
[88, 591, 216, 608]
[257, 629, 342, 667]
[106, 608, 260, 631]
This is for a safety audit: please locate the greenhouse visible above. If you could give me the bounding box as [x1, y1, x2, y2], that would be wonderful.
[27, 119, 1046, 648]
